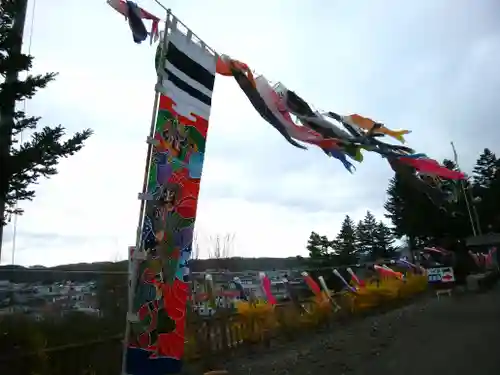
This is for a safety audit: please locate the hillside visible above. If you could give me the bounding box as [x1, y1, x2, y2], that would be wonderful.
[0, 256, 304, 283]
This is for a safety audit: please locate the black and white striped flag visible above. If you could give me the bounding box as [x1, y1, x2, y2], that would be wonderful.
[156, 16, 217, 120]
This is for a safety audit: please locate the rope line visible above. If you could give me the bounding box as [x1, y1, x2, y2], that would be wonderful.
[11, 0, 37, 265]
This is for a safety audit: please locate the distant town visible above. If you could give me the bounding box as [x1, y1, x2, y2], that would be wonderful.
[0, 268, 305, 320]
[0, 249, 420, 320]
[0, 279, 99, 320]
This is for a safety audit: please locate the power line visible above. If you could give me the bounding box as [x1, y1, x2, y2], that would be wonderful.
[11, 0, 37, 266]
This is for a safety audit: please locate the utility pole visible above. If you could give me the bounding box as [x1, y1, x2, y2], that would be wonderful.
[0, 0, 29, 261]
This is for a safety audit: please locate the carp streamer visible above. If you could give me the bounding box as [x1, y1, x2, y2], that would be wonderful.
[216, 55, 466, 203]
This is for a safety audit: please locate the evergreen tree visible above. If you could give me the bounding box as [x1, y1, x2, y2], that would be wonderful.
[440, 159, 480, 239]
[354, 219, 364, 252]
[471, 149, 500, 232]
[332, 215, 358, 265]
[306, 231, 333, 267]
[384, 174, 434, 245]
[356, 211, 378, 256]
[373, 221, 395, 259]
[0, 1, 93, 228]
[307, 231, 325, 259]
[472, 148, 497, 188]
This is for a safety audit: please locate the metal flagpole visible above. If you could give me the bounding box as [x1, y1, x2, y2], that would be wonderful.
[120, 8, 172, 375]
[450, 141, 479, 236]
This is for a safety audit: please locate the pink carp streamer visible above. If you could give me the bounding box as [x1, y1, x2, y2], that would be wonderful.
[468, 250, 480, 267]
[469, 248, 497, 269]
[398, 157, 465, 180]
[301, 272, 322, 297]
[424, 246, 449, 254]
[259, 272, 277, 305]
[256, 77, 343, 150]
[347, 267, 365, 287]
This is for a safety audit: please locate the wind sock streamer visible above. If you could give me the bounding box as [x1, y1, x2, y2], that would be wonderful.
[382, 264, 403, 277]
[342, 114, 411, 143]
[233, 277, 248, 301]
[468, 250, 480, 267]
[318, 275, 341, 310]
[396, 259, 419, 273]
[347, 267, 365, 287]
[214, 50, 468, 210]
[259, 272, 277, 305]
[424, 246, 449, 254]
[216, 54, 251, 77]
[257, 77, 341, 148]
[317, 276, 331, 300]
[217, 56, 306, 149]
[398, 157, 466, 180]
[258, 77, 360, 173]
[107, 0, 160, 44]
[374, 265, 404, 280]
[301, 272, 322, 297]
[387, 157, 450, 207]
[333, 269, 357, 293]
[327, 149, 356, 173]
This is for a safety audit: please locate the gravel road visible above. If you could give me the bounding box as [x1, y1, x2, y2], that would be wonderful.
[223, 286, 500, 375]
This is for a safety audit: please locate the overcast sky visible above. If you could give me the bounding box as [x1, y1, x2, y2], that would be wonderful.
[2, 0, 500, 266]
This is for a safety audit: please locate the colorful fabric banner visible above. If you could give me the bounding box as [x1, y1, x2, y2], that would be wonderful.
[125, 16, 216, 375]
[259, 272, 277, 305]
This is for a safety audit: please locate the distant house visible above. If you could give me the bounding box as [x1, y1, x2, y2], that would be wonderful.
[0, 280, 11, 291]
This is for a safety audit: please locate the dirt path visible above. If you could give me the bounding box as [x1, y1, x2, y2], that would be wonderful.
[223, 286, 500, 375]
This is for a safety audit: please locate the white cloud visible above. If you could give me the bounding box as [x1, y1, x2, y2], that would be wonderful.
[2, 0, 500, 265]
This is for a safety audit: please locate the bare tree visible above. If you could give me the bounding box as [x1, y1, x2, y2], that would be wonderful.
[112, 251, 123, 263]
[192, 232, 201, 260]
[207, 233, 235, 271]
[208, 233, 235, 260]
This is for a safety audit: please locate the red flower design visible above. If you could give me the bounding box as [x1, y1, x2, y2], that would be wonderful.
[156, 279, 189, 359]
[168, 169, 200, 219]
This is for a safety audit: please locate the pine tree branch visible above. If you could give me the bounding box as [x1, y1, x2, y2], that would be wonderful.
[9, 126, 93, 178]
[2, 126, 93, 217]
[0, 73, 57, 107]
